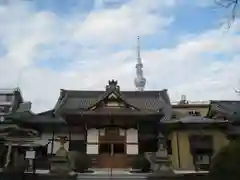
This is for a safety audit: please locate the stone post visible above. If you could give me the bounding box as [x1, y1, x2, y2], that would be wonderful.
[25, 147, 36, 173]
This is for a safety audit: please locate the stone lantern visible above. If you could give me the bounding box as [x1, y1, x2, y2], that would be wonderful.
[50, 136, 70, 174]
[149, 132, 174, 177]
[55, 136, 68, 157]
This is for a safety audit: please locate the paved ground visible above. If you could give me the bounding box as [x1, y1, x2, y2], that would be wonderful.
[76, 169, 149, 180]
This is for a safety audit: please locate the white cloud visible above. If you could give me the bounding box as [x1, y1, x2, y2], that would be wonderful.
[143, 21, 240, 101]
[0, 1, 239, 113]
[73, 1, 173, 46]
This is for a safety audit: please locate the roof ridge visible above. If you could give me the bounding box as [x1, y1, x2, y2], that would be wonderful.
[59, 89, 167, 93]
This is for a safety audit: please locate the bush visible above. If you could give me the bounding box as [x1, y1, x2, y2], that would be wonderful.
[68, 151, 91, 173]
[132, 155, 151, 172]
[3, 154, 28, 174]
[3, 154, 27, 180]
[210, 140, 240, 180]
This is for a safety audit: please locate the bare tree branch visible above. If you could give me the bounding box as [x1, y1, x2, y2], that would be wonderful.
[215, 0, 239, 28]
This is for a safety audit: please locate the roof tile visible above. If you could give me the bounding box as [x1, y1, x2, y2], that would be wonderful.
[57, 90, 170, 112]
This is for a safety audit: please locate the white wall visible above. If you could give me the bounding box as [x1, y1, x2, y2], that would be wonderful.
[86, 144, 98, 154]
[40, 133, 52, 154]
[86, 128, 99, 154]
[126, 144, 138, 155]
[87, 128, 99, 143]
[126, 128, 138, 143]
[126, 128, 138, 155]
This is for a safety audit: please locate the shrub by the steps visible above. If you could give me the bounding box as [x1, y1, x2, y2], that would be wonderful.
[3, 154, 28, 174]
[132, 155, 151, 172]
[68, 151, 91, 173]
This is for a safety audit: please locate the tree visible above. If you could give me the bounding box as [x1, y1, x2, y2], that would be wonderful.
[209, 139, 240, 180]
[215, 0, 239, 27]
[68, 151, 91, 173]
[131, 155, 151, 172]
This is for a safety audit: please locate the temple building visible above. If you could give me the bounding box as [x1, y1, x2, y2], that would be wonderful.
[0, 38, 240, 174]
[0, 82, 240, 172]
[0, 80, 172, 169]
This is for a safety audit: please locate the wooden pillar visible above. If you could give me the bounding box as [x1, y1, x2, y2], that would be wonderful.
[51, 131, 54, 155]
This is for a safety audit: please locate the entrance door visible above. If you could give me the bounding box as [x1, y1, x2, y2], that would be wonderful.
[96, 127, 129, 168]
[97, 143, 129, 168]
[112, 143, 129, 168]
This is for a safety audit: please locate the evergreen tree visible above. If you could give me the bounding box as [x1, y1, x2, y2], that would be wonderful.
[210, 139, 240, 180]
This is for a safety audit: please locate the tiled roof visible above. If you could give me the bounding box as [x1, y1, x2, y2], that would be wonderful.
[162, 116, 227, 124]
[23, 110, 66, 124]
[55, 89, 170, 112]
[208, 101, 240, 121]
[4, 110, 65, 124]
[69, 108, 163, 116]
[53, 80, 172, 121]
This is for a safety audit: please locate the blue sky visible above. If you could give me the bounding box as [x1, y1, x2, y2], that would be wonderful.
[33, 0, 95, 15]
[25, 0, 230, 67]
[30, 0, 227, 49]
[0, 0, 239, 112]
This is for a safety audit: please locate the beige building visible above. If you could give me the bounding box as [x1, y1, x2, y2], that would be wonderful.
[165, 97, 234, 171]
